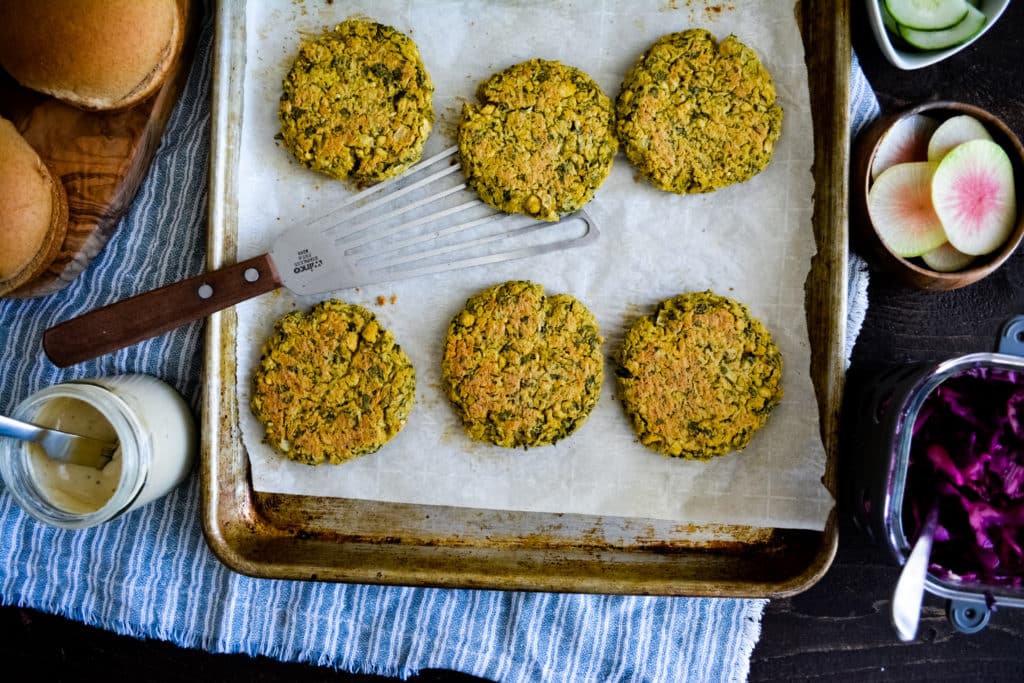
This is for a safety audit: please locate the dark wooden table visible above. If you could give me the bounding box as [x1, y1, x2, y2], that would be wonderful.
[751, 3, 1024, 681]
[4, 3, 1024, 680]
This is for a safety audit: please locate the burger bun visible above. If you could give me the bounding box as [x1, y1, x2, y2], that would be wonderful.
[0, 0, 185, 111]
[0, 117, 69, 297]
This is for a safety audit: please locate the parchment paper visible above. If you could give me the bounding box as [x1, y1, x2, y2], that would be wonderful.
[234, 0, 833, 531]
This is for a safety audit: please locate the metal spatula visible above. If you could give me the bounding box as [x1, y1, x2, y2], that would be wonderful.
[43, 146, 599, 367]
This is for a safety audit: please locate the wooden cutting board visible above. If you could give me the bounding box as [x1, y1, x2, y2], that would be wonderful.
[0, 0, 197, 300]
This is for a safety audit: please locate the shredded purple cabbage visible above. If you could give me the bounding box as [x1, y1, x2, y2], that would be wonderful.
[904, 366, 1024, 588]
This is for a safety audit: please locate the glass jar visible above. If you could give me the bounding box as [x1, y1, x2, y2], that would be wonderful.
[848, 352, 1024, 632]
[0, 374, 196, 529]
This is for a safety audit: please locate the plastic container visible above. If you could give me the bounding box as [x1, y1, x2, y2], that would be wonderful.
[849, 316, 1024, 632]
[0, 374, 197, 529]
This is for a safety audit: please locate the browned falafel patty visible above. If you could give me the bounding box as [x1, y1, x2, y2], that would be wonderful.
[458, 59, 617, 221]
[250, 299, 416, 465]
[616, 29, 782, 194]
[617, 291, 783, 459]
[278, 19, 434, 184]
[441, 280, 604, 448]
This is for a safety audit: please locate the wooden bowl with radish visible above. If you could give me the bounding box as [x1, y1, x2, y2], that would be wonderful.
[852, 101, 1024, 290]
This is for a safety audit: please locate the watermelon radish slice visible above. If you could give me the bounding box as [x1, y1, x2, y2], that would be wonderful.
[932, 139, 1018, 255]
[868, 161, 948, 257]
[927, 114, 992, 162]
[921, 241, 977, 272]
[872, 113, 940, 180]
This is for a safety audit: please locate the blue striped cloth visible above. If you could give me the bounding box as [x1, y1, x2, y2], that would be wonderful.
[0, 6, 881, 679]
[847, 52, 881, 364]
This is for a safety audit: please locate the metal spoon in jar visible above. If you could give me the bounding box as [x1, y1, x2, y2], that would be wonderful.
[0, 414, 116, 469]
[891, 504, 940, 642]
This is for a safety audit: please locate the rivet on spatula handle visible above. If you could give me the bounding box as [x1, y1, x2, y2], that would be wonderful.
[43, 254, 282, 367]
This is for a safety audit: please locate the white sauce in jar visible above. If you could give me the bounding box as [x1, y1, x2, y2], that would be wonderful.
[27, 397, 122, 514]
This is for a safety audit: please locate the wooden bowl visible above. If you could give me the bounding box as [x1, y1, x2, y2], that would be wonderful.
[851, 101, 1024, 291]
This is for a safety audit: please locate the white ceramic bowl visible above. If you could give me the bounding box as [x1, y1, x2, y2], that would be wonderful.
[866, 0, 1010, 70]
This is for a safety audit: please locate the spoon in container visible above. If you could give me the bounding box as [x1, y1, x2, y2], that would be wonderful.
[0, 415, 116, 469]
[891, 504, 940, 642]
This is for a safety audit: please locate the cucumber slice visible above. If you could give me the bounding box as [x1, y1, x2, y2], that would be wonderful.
[885, 0, 969, 30]
[900, 5, 987, 51]
[880, 0, 901, 34]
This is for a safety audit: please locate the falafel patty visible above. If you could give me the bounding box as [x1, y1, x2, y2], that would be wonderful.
[250, 299, 416, 465]
[617, 291, 782, 459]
[457, 59, 617, 221]
[441, 280, 603, 448]
[278, 19, 434, 184]
[616, 29, 783, 194]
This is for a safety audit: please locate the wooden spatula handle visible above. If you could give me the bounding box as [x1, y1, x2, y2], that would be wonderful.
[43, 254, 282, 367]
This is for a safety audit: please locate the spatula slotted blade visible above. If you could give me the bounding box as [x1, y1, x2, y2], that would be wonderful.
[272, 145, 600, 295]
[43, 145, 601, 366]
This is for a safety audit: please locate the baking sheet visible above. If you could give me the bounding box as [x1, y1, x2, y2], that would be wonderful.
[232, 0, 831, 531]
